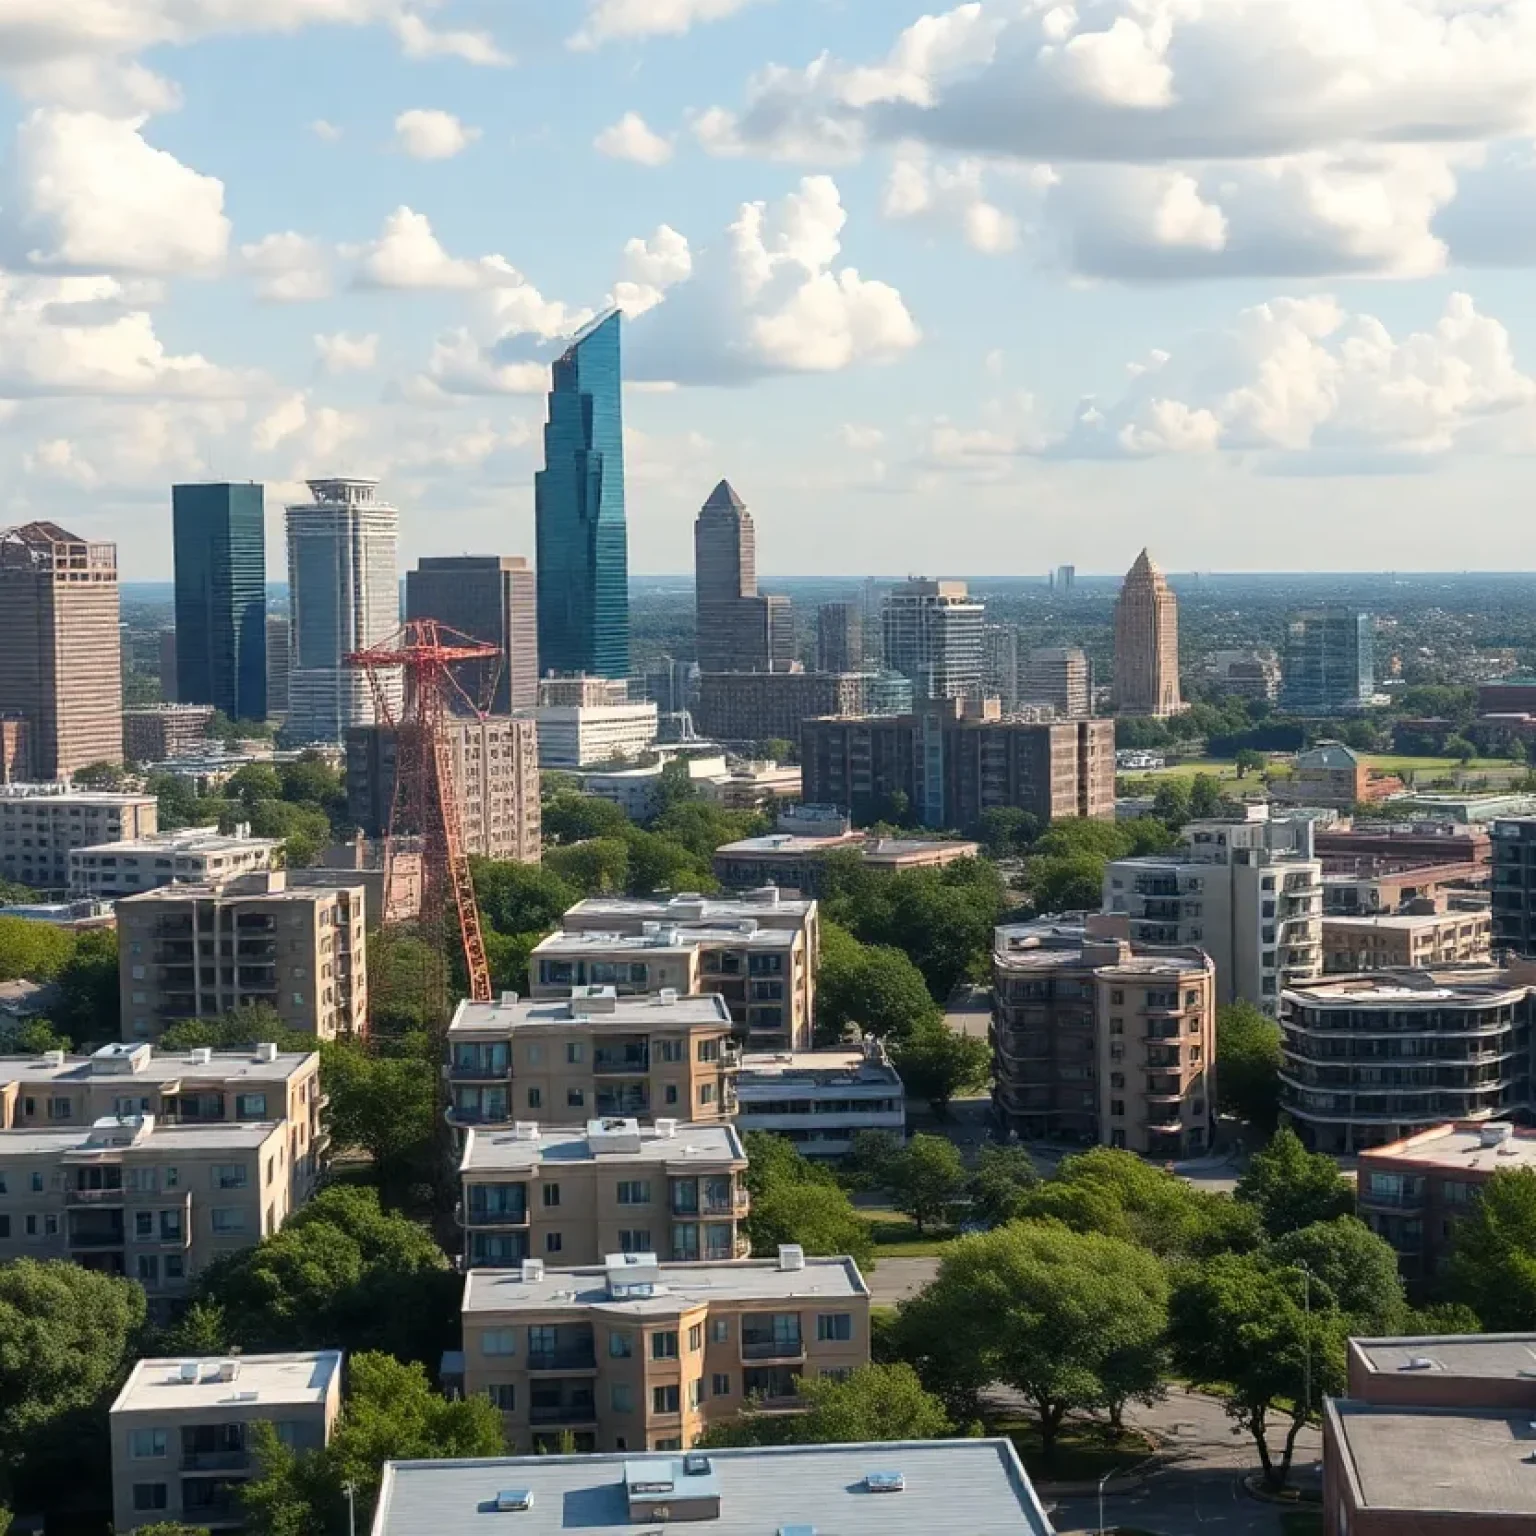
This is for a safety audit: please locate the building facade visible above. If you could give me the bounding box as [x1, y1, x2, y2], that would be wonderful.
[71, 827, 280, 898]
[1112, 549, 1183, 717]
[0, 785, 157, 892]
[0, 522, 122, 779]
[1281, 606, 1375, 715]
[815, 602, 862, 674]
[405, 556, 538, 714]
[981, 625, 1019, 712]
[695, 670, 866, 746]
[1204, 649, 1281, 703]
[1491, 816, 1536, 955]
[264, 616, 290, 721]
[880, 579, 985, 701]
[1021, 646, 1090, 718]
[735, 1042, 905, 1156]
[693, 481, 791, 674]
[171, 483, 268, 724]
[123, 706, 216, 764]
[532, 703, 658, 768]
[1322, 911, 1491, 972]
[535, 311, 629, 680]
[284, 478, 401, 745]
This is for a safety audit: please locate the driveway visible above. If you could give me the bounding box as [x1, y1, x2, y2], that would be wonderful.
[866, 1256, 939, 1306]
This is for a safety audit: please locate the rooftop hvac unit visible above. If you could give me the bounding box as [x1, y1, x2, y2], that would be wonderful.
[1481, 1123, 1515, 1147]
[778, 1244, 805, 1272]
[494, 1491, 533, 1511]
[521, 1259, 545, 1283]
[253, 1042, 278, 1063]
[863, 1472, 905, 1494]
[658, 987, 679, 1005]
[179, 1362, 199, 1383]
[656, 1118, 679, 1138]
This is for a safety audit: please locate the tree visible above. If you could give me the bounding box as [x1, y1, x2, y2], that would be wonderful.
[896, 1224, 1168, 1451]
[0, 917, 73, 983]
[621, 827, 714, 895]
[1444, 1167, 1536, 1330]
[815, 925, 940, 1042]
[966, 1143, 1040, 1228]
[649, 799, 767, 859]
[1234, 749, 1265, 778]
[883, 1134, 967, 1234]
[1188, 773, 1227, 819]
[541, 793, 632, 845]
[51, 929, 119, 1042]
[889, 1018, 989, 1115]
[1269, 1217, 1406, 1335]
[1216, 1002, 1283, 1133]
[1151, 778, 1192, 829]
[1025, 852, 1110, 913]
[977, 807, 1039, 859]
[1235, 1126, 1353, 1238]
[320, 1039, 436, 1198]
[743, 1133, 874, 1269]
[71, 762, 127, 790]
[1445, 734, 1477, 763]
[472, 860, 577, 941]
[245, 800, 332, 868]
[135, 1525, 210, 1536]
[226, 763, 283, 808]
[701, 1364, 953, 1448]
[543, 837, 630, 896]
[145, 772, 209, 832]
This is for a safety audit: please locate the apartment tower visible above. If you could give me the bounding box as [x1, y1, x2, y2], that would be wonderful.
[881, 579, 985, 701]
[1022, 646, 1091, 717]
[816, 602, 862, 673]
[1112, 550, 1184, 717]
[693, 481, 791, 673]
[406, 556, 538, 713]
[1280, 606, 1375, 716]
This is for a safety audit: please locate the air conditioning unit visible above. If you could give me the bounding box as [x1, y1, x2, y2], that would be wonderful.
[494, 1490, 533, 1512]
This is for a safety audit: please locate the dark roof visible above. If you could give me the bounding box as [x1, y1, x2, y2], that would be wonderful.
[703, 479, 746, 512]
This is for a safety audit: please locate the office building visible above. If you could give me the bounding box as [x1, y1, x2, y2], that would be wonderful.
[694, 481, 792, 674]
[1103, 811, 1324, 1011]
[346, 716, 541, 863]
[0, 522, 122, 779]
[816, 602, 862, 674]
[1490, 816, 1536, 954]
[171, 483, 268, 724]
[116, 871, 368, 1043]
[373, 1440, 1054, 1536]
[406, 556, 538, 714]
[991, 916, 1215, 1157]
[533, 700, 658, 769]
[458, 1252, 870, 1453]
[1204, 649, 1281, 703]
[1279, 966, 1536, 1154]
[1112, 550, 1182, 717]
[158, 630, 178, 702]
[880, 579, 984, 701]
[0, 716, 31, 784]
[71, 826, 281, 899]
[712, 827, 980, 896]
[536, 311, 629, 680]
[457, 1118, 749, 1269]
[1054, 564, 1076, 594]
[539, 676, 630, 708]
[801, 702, 1115, 831]
[736, 1042, 906, 1157]
[265, 616, 290, 720]
[111, 1351, 342, 1534]
[0, 784, 158, 892]
[866, 671, 914, 716]
[122, 705, 215, 764]
[579, 755, 729, 821]
[1322, 911, 1490, 972]
[445, 988, 740, 1130]
[1021, 646, 1091, 718]
[695, 670, 865, 746]
[284, 478, 401, 744]
[981, 625, 1019, 712]
[1281, 606, 1375, 716]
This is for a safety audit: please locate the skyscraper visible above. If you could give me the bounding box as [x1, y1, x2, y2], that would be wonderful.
[1113, 550, 1184, 717]
[693, 480, 792, 672]
[172, 482, 268, 723]
[881, 578, 985, 700]
[1022, 646, 1091, 718]
[1280, 607, 1375, 716]
[265, 616, 291, 720]
[535, 311, 629, 679]
[982, 624, 1020, 711]
[284, 478, 401, 744]
[406, 556, 538, 714]
[817, 602, 862, 673]
[0, 523, 122, 779]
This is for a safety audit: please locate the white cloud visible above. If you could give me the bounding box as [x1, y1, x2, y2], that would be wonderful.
[612, 225, 692, 316]
[571, 0, 760, 49]
[311, 119, 343, 142]
[315, 332, 380, 373]
[837, 423, 885, 450]
[416, 329, 550, 396]
[394, 108, 481, 160]
[253, 392, 369, 462]
[392, 11, 512, 66]
[241, 232, 333, 302]
[355, 207, 574, 305]
[594, 112, 675, 166]
[624, 425, 714, 486]
[881, 143, 1018, 254]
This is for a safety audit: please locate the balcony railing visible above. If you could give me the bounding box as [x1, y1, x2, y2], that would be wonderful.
[526, 1349, 597, 1373]
[593, 1054, 650, 1076]
[181, 1451, 252, 1473]
[447, 1062, 509, 1083]
[458, 1202, 529, 1228]
[67, 1229, 126, 1248]
[528, 1402, 598, 1426]
[66, 1186, 125, 1205]
[741, 1337, 804, 1362]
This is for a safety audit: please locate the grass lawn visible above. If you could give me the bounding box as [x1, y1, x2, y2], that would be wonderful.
[863, 1211, 959, 1258]
[994, 1417, 1154, 1483]
[1120, 758, 1264, 788]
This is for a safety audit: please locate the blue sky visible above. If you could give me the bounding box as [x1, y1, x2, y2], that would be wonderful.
[7, 0, 1536, 580]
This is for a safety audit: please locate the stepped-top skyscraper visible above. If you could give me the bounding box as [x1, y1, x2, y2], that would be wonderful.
[1113, 549, 1184, 717]
[172, 482, 267, 724]
[694, 479, 791, 673]
[535, 311, 629, 680]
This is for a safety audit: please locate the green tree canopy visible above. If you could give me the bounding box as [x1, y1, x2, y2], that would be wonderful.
[0, 917, 74, 983]
[542, 793, 632, 845]
[543, 837, 630, 896]
[1444, 1166, 1536, 1330]
[743, 1133, 873, 1270]
[965, 1144, 1040, 1228]
[976, 807, 1040, 859]
[1235, 1126, 1354, 1238]
[882, 1133, 967, 1234]
[1269, 1217, 1406, 1335]
[701, 1364, 953, 1448]
[319, 1038, 436, 1199]
[889, 1018, 990, 1115]
[51, 928, 118, 1043]
[1216, 1002, 1283, 1134]
[815, 924, 941, 1042]
[471, 859, 578, 940]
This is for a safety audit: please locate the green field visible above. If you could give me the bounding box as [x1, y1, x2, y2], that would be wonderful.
[1121, 752, 1526, 791]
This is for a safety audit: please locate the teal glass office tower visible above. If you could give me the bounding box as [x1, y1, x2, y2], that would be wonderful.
[172, 482, 268, 721]
[535, 310, 629, 679]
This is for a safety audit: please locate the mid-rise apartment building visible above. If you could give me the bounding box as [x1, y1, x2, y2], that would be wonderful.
[111, 1352, 341, 1533]
[446, 989, 741, 1130]
[694, 670, 866, 746]
[736, 1043, 906, 1156]
[0, 784, 158, 892]
[712, 829, 979, 897]
[1322, 910, 1491, 972]
[991, 916, 1215, 1158]
[122, 705, 216, 764]
[1491, 815, 1536, 955]
[1103, 810, 1324, 1012]
[459, 1250, 870, 1453]
[116, 872, 368, 1042]
[458, 1118, 749, 1269]
[71, 826, 281, 898]
[1020, 646, 1090, 718]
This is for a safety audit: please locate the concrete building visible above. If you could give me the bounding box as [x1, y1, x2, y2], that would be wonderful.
[1203, 649, 1281, 703]
[111, 1351, 341, 1533]
[123, 705, 216, 764]
[1317, 823, 1490, 871]
[880, 579, 985, 701]
[1271, 741, 1404, 812]
[297, 837, 422, 929]
[459, 1252, 870, 1453]
[71, 826, 281, 898]
[1324, 864, 1489, 918]
[1279, 966, 1536, 1154]
[0, 715, 31, 784]
[800, 702, 1115, 832]
[346, 716, 541, 863]
[1104, 810, 1324, 1012]
[712, 828, 980, 897]
[0, 522, 123, 779]
[458, 1118, 749, 1269]
[1323, 911, 1491, 972]
[1021, 646, 1090, 718]
[867, 671, 914, 716]
[539, 676, 631, 708]
[694, 670, 865, 746]
[1490, 816, 1536, 955]
[446, 989, 741, 1130]
[1112, 550, 1183, 717]
[264, 615, 290, 720]
[982, 625, 1019, 712]
[736, 1042, 905, 1156]
[0, 784, 158, 893]
[1281, 606, 1375, 716]
[0, 897, 114, 932]
[693, 481, 792, 675]
[578, 755, 729, 821]
[158, 630, 179, 704]
[116, 872, 368, 1043]
[816, 601, 862, 674]
[696, 761, 801, 811]
[406, 556, 538, 714]
[533, 702, 658, 769]
[284, 478, 401, 745]
[371, 1440, 1054, 1536]
[991, 916, 1216, 1157]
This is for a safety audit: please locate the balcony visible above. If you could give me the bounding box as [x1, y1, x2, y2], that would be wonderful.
[446, 1105, 513, 1128]
[458, 1202, 529, 1229]
[526, 1349, 597, 1374]
[1357, 1187, 1424, 1211]
[181, 1451, 252, 1473]
[741, 1337, 805, 1363]
[67, 1228, 126, 1249]
[529, 1401, 598, 1427]
[66, 1186, 125, 1206]
[593, 1052, 650, 1076]
[447, 1061, 509, 1083]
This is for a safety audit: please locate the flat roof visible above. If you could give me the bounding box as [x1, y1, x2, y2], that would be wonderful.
[116, 880, 358, 905]
[714, 834, 977, 859]
[1352, 1333, 1536, 1381]
[372, 1439, 1053, 1536]
[0, 786, 155, 806]
[1322, 913, 1489, 932]
[0, 1046, 315, 1087]
[72, 831, 282, 856]
[533, 926, 796, 957]
[565, 893, 815, 923]
[738, 1049, 902, 1090]
[460, 1121, 744, 1174]
[1364, 1125, 1536, 1173]
[462, 1256, 867, 1316]
[112, 1352, 342, 1415]
[0, 1121, 281, 1157]
[449, 992, 732, 1036]
[1283, 967, 1528, 1005]
[992, 922, 1209, 977]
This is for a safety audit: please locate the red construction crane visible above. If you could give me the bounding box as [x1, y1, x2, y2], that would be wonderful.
[346, 620, 500, 1007]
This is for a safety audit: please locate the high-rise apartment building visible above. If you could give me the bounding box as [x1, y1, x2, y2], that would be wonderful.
[694, 670, 866, 745]
[1021, 646, 1091, 718]
[157, 631, 178, 702]
[880, 579, 985, 701]
[284, 478, 400, 745]
[1491, 817, 1536, 955]
[1280, 606, 1375, 715]
[122, 705, 215, 763]
[0, 784, 157, 891]
[536, 311, 628, 680]
[1054, 564, 1076, 595]
[815, 602, 862, 674]
[406, 556, 538, 713]
[1112, 550, 1183, 717]
[171, 483, 267, 724]
[0, 523, 123, 779]
[693, 481, 791, 674]
[982, 624, 1019, 711]
[264, 616, 290, 720]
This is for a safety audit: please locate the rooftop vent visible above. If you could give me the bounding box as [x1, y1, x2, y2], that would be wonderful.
[189, 1047, 213, 1065]
[179, 1362, 199, 1383]
[499, 991, 519, 1007]
[39, 1049, 65, 1068]
[1402, 1357, 1439, 1371]
[1481, 1122, 1515, 1147]
[683, 1454, 711, 1478]
[658, 987, 679, 1005]
[778, 1244, 805, 1272]
[494, 1491, 533, 1512]
[520, 1259, 545, 1283]
[656, 1118, 679, 1138]
[512, 1121, 540, 1141]
[779, 1527, 817, 1536]
[864, 1472, 905, 1494]
[253, 1042, 278, 1063]
[216, 1360, 240, 1383]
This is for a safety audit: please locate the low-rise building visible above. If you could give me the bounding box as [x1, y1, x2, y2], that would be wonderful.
[1322, 910, 1491, 972]
[577, 754, 729, 820]
[533, 703, 659, 769]
[446, 989, 741, 1130]
[1323, 861, 1489, 916]
[0, 897, 115, 931]
[459, 1250, 870, 1453]
[0, 784, 158, 893]
[1270, 742, 1404, 812]
[697, 760, 802, 810]
[736, 1042, 905, 1156]
[458, 1118, 749, 1269]
[712, 830, 979, 896]
[1398, 791, 1536, 824]
[1202, 649, 1281, 703]
[111, 1352, 342, 1533]
[122, 705, 216, 763]
[71, 826, 281, 898]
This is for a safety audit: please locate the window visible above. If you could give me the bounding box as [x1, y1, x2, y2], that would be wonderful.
[212, 1164, 248, 1190]
[698, 1083, 715, 1106]
[486, 1384, 515, 1411]
[527, 1087, 542, 1109]
[817, 1313, 852, 1343]
[711, 1373, 731, 1397]
[652, 1384, 680, 1414]
[211, 1209, 246, 1234]
[664, 1085, 679, 1105]
[49, 1097, 71, 1121]
[618, 1230, 651, 1253]
[1110, 1100, 1125, 1118]
[136, 1255, 159, 1283]
[610, 1383, 633, 1413]
[688, 1324, 703, 1352]
[654, 1437, 683, 1451]
[24, 1216, 36, 1238]
[130, 1429, 167, 1459]
[165, 1255, 185, 1280]
[609, 1331, 634, 1359]
[688, 1379, 704, 1409]
[164, 1167, 178, 1189]
[698, 1039, 720, 1063]
[821, 1367, 853, 1383]
[132, 1485, 168, 1513]
[160, 1210, 182, 1241]
[235, 1093, 267, 1118]
[656, 1039, 683, 1063]
[709, 1318, 730, 1344]
[0, 1217, 9, 1239]
[29, 1172, 42, 1193]
[483, 1329, 517, 1356]
[545, 1232, 563, 1254]
[566, 1042, 584, 1065]
[617, 1180, 651, 1205]
[651, 1330, 678, 1360]
[1109, 1018, 1123, 1036]
[566, 1087, 586, 1109]
[543, 1183, 561, 1208]
[1111, 990, 1124, 1004]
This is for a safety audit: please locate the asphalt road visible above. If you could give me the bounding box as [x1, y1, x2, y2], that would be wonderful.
[866, 1256, 940, 1306]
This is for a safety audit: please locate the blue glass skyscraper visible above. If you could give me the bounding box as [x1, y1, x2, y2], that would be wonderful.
[535, 310, 629, 679]
[172, 482, 268, 722]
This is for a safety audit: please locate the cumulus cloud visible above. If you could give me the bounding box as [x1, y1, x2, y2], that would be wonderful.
[594, 112, 675, 165]
[415, 330, 550, 397]
[311, 119, 343, 142]
[394, 109, 480, 159]
[881, 143, 1019, 253]
[253, 392, 369, 458]
[240, 232, 333, 302]
[315, 332, 380, 373]
[392, 11, 512, 65]
[571, 0, 760, 49]
[612, 225, 692, 316]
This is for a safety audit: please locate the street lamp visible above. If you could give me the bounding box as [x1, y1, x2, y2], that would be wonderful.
[1098, 1468, 1113, 1536]
[1293, 1261, 1314, 1425]
[344, 1480, 357, 1536]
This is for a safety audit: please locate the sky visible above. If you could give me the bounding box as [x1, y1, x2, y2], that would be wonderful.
[12, 1, 1536, 580]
